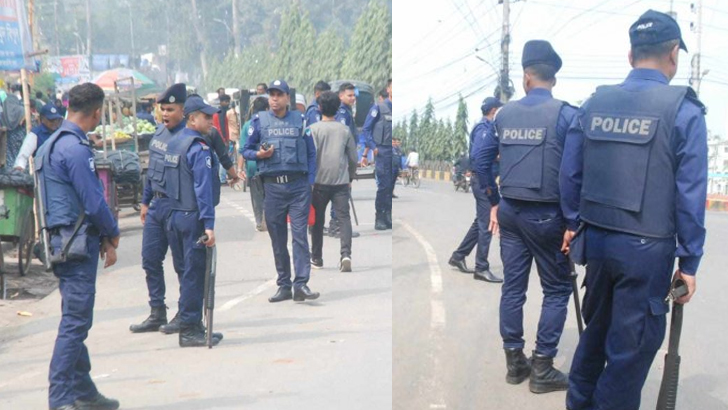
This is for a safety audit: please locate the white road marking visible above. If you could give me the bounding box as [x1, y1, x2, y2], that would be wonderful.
[398, 219, 446, 329]
[218, 279, 277, 312]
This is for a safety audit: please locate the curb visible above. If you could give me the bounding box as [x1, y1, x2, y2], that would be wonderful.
[706, 198, 728, 212]
[420, 169, 452, 182]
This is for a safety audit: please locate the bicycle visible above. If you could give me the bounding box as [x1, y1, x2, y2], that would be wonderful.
[410, 167, 421, 189]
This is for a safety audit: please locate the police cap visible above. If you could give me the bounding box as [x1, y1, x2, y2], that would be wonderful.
[40, 102, 63, 120]
[521, 40, 562, 72]
[157, 83, 187, 104]
[184, 95, 219, 116]
[629, 9, 688, 52]
[481, 97, 503, 113]
[268, 79, 290, 95]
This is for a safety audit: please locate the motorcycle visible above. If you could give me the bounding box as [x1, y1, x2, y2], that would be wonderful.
[452, 168, 471, 193]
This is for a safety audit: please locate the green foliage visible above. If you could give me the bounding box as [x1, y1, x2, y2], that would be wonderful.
[33, 73, 57, 96]
[340, 1, 392, 91]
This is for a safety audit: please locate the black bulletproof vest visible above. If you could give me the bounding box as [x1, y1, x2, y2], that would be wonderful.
[373, 102, 392, 147]
[496, 98, 564, 202]
[581, 84, 687, 238]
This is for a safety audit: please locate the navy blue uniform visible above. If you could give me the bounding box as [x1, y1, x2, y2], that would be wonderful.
[305, 101, 321, 127]
[243, 110, 317, 289]
[475, 88, 577, 357]
[136, 110, 156, 125]
[452, 118, 493, 272]
[362, 99, 393, 217]
[561, 68, 707, 410]
[141, 121, 187, 309]
[39, 121, 119, 409]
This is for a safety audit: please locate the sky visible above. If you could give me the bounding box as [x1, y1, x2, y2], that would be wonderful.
[393, 0, 728, 138]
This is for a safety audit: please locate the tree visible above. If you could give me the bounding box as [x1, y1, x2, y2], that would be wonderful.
[394, 118, 408, 152]
[310, 28, 345, 89]
[272, 4, 317, 92]
[451, 95, 469, 159]
[407, 110, 419, 153]
[340, 0, 392, 90]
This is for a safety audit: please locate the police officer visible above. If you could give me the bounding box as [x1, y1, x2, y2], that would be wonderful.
[305, 80, 331, 127]
[130, 83, 189, 335]
[561, 11, 706, 410]
[362, 79, 393, 231]
[169, 95, 222, 347]
[40, 83, 121, 410]
[475, 41, 576, 393]
[242, 79, 320, 303]
[13, 102, 64, 171]
[448, 97, 503, 283]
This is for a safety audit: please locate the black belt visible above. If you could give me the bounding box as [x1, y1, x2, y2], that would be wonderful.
[153, 192, 168, 199]
[262, 174, 306, 184]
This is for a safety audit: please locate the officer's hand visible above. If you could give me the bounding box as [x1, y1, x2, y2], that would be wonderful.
[673, 270, 696, 305]
[237, 169, 247, 181]
[489, 205, 499, 235]
[256, 146, 274, 159]
[360, 157, 368, 167]
[140, 204, 149, 225]
[203, 229, 215, 247]
[561, 229, 576, 255]
[100, 240, 117, 268]
[109, 235, 120, 249]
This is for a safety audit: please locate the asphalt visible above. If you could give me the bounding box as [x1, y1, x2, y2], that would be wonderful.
[0, 179, 392, 410]
[393, 178, 728, 410]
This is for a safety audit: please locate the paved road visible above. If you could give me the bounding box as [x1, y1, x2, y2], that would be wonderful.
[393, 178, 728, 410]
[0, 179, 391, 410]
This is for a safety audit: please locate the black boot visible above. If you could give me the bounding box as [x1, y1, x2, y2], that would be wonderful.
[529, 351, 569, 393]
[179, 322, 222, 347]
[374, 211, 387, 230]
[385, 210, 392, 229]
[504, 348, 531, 385]
[129, 306, 167, 333]
[74, 392, 120, 410]
[159, 311, 181, 334]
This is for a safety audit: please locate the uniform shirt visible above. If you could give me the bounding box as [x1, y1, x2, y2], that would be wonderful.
[362, 99, 393, 150]
[335, 103, 359, 147]
[182, 129, 216, 231]
[241, 109, 317, 185]
[142, 121, 187, 205]
[238, 120, 258, 178]
[560, 68, 707, 275]
[14, 123, 55, 170]
[468, 118, 492, 162]
[305, 101, 321, 126]
[205, 126, 234, 170]
[474, 87, 577, 206]
[48, 121, 119, 238]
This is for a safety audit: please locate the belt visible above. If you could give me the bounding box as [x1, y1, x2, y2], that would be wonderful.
[153, 192, 168, 199]
[262, 174, 306, 184]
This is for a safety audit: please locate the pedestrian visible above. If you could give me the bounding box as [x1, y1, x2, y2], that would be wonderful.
[392, 137, 403, 199]
[448, 97, 503, 283]
[305, 80, 331, 127]
[169, 94, 223, 347]
[136, 102, 156, 125]
[1, 86, 28, 171]
[327, 82, 360, 237]
[256, 83, 268, 95]
[213, 94, 234, 183]
[362, 79, 393, 231]
[475, 40, 577, 393]
[130, 83, 189, 335]
[309, 90, 358, 272]
[13, 102, 64, 171]
[237, 96, 270, 231]
[39, 83, 121, 410]
[242, 79, 320, 303]
[561, 10, 706, 410]
[34, 90, 46, 112]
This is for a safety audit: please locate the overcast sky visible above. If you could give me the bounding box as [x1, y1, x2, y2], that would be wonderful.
[393, 0, 728, 138]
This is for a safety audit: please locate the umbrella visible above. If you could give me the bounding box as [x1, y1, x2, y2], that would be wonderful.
[92, 68, 157, 93]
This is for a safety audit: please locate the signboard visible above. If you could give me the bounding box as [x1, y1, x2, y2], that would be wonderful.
[0, 0, 35, 71]
[47, 55, 91, 89]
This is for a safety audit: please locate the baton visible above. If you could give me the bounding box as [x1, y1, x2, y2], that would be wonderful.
[349, 189, 359, 226]
[656, 278, 689, 410]
[569, 260, 584, 335]
[197, 234, 217, 349]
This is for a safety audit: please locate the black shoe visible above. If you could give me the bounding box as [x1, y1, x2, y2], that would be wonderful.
[375, 212, 388, 230]
[51, 405, 79, 410]
[268, 286, 293, 303]
[159, 312, 181, 334]
[351, 231, 360, 238]
[529, 351, 569, 394]
[129, 305, 167, 333]
[179, 322, 221, 348]
[311, 258, 324, 269]
[385, 210, 392, 229]
[504, 348, 531, 385]
[474, 269, 503, 283]
[392, 193, 398, 199]
[340, 256, 352, 272]
[448, 257, 473, 273]
[256, 224, 264, 232]
[75, 393, 120, 410]
[293, 285, 320, 301]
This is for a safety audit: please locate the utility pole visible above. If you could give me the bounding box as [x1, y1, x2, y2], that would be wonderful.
[86, 0, 92, 64]
[232, 0, 240, 57]
[497, 0, 514, 103]
[690, 0, 705, 96]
